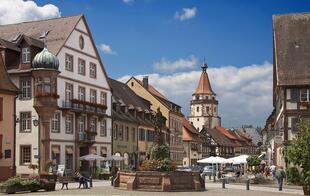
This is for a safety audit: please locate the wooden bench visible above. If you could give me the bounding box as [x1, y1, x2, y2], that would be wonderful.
[58, 176, 78, 190]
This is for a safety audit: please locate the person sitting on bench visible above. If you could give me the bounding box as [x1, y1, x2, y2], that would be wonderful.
[75, 171, 89, 189]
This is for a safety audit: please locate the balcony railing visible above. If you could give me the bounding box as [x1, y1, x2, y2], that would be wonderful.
[78, 132, 96, 144]
[62, 100, 106, 115]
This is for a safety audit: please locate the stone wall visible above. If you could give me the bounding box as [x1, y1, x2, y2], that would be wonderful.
[115, 171, 205, 192]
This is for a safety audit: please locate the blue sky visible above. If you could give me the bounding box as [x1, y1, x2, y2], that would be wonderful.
[1, 0, 309, 127]
[37, 0, 308, 78]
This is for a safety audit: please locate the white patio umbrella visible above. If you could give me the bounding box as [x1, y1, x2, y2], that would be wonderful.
[227, 155, 249, 175]
[197, 156, 228, 164]
[79, 154, 106, 161]
[105, 155, 124, 161]
[229, 155, 249, 164]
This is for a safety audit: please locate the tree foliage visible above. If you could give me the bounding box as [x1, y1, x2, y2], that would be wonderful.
[247, 155, 261, 174]
[247, 155, 261, 167]
[149, 144, 170, 160]
[286, 121, 310, 185]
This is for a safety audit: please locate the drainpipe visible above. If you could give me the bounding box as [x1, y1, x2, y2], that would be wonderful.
[13, 95, 17, 177]
[38, 115, 41, 174]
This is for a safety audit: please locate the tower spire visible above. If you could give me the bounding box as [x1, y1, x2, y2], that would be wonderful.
[201, 58, 208, 72]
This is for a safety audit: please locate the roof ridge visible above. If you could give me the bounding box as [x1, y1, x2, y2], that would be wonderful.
[0, 14, 83, 26]
[273, 12, 310, 17]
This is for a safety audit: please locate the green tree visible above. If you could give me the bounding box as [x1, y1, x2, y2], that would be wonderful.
[247, 155, 261, 173]
[286, 121, 310, 186]
[149, 144, 170, 160]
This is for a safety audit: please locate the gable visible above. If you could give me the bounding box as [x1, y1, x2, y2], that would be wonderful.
[76, 19, 88, 33]
[65, 20, 96, 56]
[126, 78, 170, 122]
[58, 16, 110, 90]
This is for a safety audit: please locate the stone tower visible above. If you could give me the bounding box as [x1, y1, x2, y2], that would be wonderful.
[32, 47, 60, 173]
[188, 61, 221, 131]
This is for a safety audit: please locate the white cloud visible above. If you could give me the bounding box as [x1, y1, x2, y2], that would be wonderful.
[0, 0, 61, 25]
[174, 7, 197, 21]
[118, 62, 273, 128]
[153, 55, 198, 72]
[123, 0, 134, 4]
[98, 44, 117, 55]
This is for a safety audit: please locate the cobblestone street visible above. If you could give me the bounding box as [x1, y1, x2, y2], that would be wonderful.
[1, 181, 302, 196]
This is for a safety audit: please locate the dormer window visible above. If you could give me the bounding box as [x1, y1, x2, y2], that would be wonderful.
[22, 47, 30, 63]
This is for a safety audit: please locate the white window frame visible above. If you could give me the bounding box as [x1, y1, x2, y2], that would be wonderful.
[65, 83, 73, 102]
[78, 86, 86, 101]
[100, 120, 107, 137]
[22, 47, 30, 63]
[65, 54, 73, 71]
[100, 91, 107, 105]
[20, 145, 31, 165]
[51, 112, 61, 133]
[90, 118, 97, 133]
[65, 114, 74, 134]
[20, 112, 32, 132]
[89, 63, 97, 78]
[20, 78, 32, 99]
[78, 116, 86, 133]
[90, 89, 97, 103]
[78, 58, 85, 75]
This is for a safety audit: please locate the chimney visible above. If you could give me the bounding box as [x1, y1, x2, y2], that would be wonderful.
[142, 76, 148, 89]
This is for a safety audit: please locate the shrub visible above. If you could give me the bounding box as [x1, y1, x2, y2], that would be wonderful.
[3, 176, 23, 187]
[2, 176, 40, 190]
[286, 167, 301, 185]
[140, 159, 160, 171]
[140, 159, 176, 172]
[247, 155, 261, 174]
[149, 144, 170, 160]
[158, 158, 176, 172]
[286, 121, 310, 186]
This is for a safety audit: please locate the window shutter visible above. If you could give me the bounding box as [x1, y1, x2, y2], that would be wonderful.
[0, 97, 3, 121]
[291, 88, 300, 101]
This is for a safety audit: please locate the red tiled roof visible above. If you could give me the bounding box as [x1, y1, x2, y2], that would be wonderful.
[215, 126, 237, 140]
[182, 118, 201, 142]
[194, 70, 214, 95]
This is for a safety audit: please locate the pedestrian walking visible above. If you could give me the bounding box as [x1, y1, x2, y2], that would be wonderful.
[111, 166, 119, 186]
[275, 166, 286, 191]
[270, 165, 276, 180]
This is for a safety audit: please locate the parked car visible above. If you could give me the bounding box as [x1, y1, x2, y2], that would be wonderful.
[223, 166, 235, 173]
[201, 166, 216, 177]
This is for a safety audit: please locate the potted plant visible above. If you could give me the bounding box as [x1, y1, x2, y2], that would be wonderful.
[286, 121, 310, 195]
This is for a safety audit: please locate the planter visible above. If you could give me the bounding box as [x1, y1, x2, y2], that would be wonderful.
[114, 171, 205, 192]
[0, 184, 41, 194]
[303, 185, 310, 196]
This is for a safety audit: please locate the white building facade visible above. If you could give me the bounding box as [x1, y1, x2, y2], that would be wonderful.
[0, 15, 112, 175]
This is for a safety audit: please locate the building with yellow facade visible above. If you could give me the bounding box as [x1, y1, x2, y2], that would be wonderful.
[126, 76, 184, 165]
